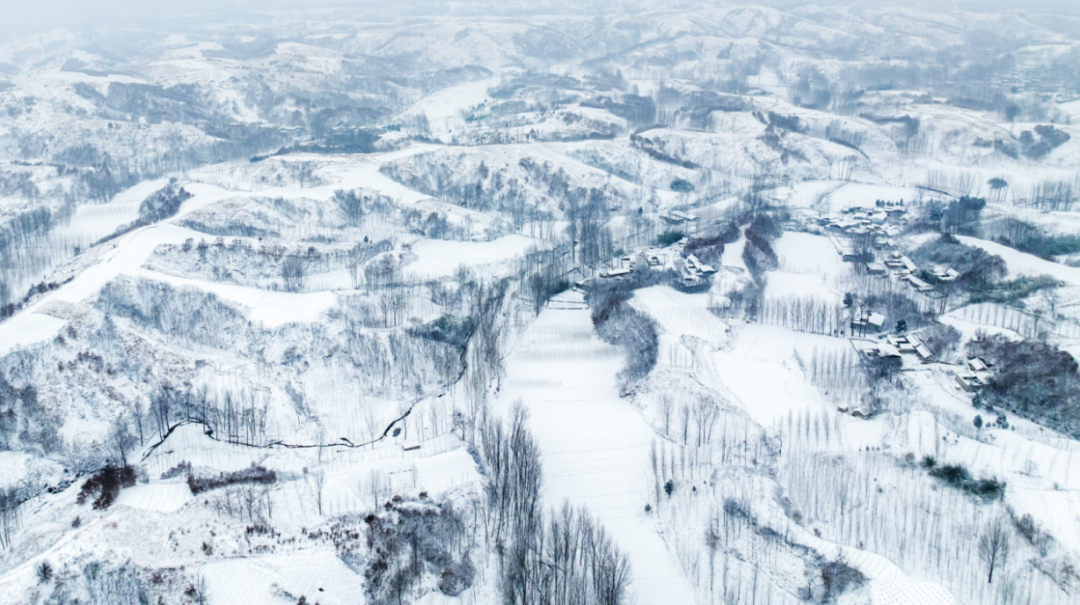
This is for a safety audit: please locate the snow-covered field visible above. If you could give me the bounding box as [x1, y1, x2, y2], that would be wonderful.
[405, 235, 540, 280]
[1, 4, 1080, 605]
[957, 235, 1080, 287]
[497, 290, 697, 605]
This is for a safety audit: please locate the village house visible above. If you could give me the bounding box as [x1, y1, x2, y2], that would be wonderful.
[930, 267, 960, 282]
[900, 255, 918, 274]
[601, 267, 631, 278]
[679, 266, 703, 288]
[883, 252, 914, 272]
[660, 211, 700, 233]
[686, 253, 716, 275]
[875, 342, 902, 358]
[887, 333, 934, 362]
[904, 274, 933, 292]
[638, 250, 669, 268]
[873, 236, 899, 251]
[954, 358, 993, 392]
[852, 309, 887, 333]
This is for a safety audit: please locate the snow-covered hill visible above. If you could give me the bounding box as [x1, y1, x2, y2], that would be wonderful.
[0, 3, 1079, 605]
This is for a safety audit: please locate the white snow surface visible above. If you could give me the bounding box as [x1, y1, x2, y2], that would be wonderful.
[404, 235, 540, 280]
[202, 552, 364, 605]
[115, 482, 193, 513]
[957, 235, 1080, 287]
[496, 290, 697, 605]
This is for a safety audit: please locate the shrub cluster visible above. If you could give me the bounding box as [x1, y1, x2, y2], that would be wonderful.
[362, 496, 473, 603]
[923, 459, 1005, 501]
[966, 333, 1080, 437]
[968, 274, 1060, 304]
[684, 220, 740, 266]
[921, 197, 986, 234]
[919, 323, 961, 356]
[410, 315, 473, 348]
[589, 283, 659, 392]
[160, 461, 192, 480]
[742, 227, 778, 279]
[657, 230, 684, 247]
[909, 234, 1007, 294]
[186, 464, 277, 495]
[139, 179, 193, 223]
[820, 555, 866, 601]
[77, 465, 137, 510]
[670, 179, 695, 193]
[987, 218, 1080, 260]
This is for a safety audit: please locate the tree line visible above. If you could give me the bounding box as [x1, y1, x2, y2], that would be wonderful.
[480, 402, 632, 605]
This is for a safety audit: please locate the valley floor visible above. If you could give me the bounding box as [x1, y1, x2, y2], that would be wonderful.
[496, 290, 697, 605]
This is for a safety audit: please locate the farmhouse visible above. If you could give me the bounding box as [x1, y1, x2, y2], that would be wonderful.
[852, 310, 886, 333]
[661, 211, 699, 231]
[874, 236, 898, 251]
[904, 274, 933, 292]
[955, 371, 991, 392]
[679, 266, 703, 288]
[686, 254, 716, 274]
[601, 267, 631, 278]
[887, 333, 934, 362]
[638, 250, 669, 269]
[955, 358, 993, 391]
[930, 267, 960, 282]
[876, 343, 901, 357]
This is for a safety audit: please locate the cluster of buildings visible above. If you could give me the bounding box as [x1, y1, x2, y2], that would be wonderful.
[883, 253, 931, 291]
[819, 206, 906, 240]
[599, 255, 634, 278]
[851, 308, 887, 333]
[819, 205, 964, 296]
[881, 253, 959, 293]
[955, 357, 993, 392]
[862, 331, 934, 363]
[597, 239, 716, 291]
[678, 253, 716, 287]
[822, 212, 905, 266]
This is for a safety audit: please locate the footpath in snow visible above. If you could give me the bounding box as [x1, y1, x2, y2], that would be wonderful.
[495, 290, 696, 605]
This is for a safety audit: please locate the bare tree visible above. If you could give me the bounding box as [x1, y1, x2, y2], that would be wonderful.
[0, 487, 21, 549]
[978, 518, 1011, 584]
[705, 513, 721, 597]
[282, 254, 307, 293]
[659, 395, 674, 437]
[109, 417, 136, 467]
[125, 399, 146, 446]
[313, 469, 326, 516]
[693, 398, 719, 446]
[296, 162, 315, 189]
[366, 469, 388, 511]
[679, 404, 691, 445]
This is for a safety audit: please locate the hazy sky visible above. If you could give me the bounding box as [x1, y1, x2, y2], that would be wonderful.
[5, 0, 1079, 29]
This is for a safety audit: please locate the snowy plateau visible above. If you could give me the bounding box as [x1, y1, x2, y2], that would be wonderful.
[0, 2, 1079, 605]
